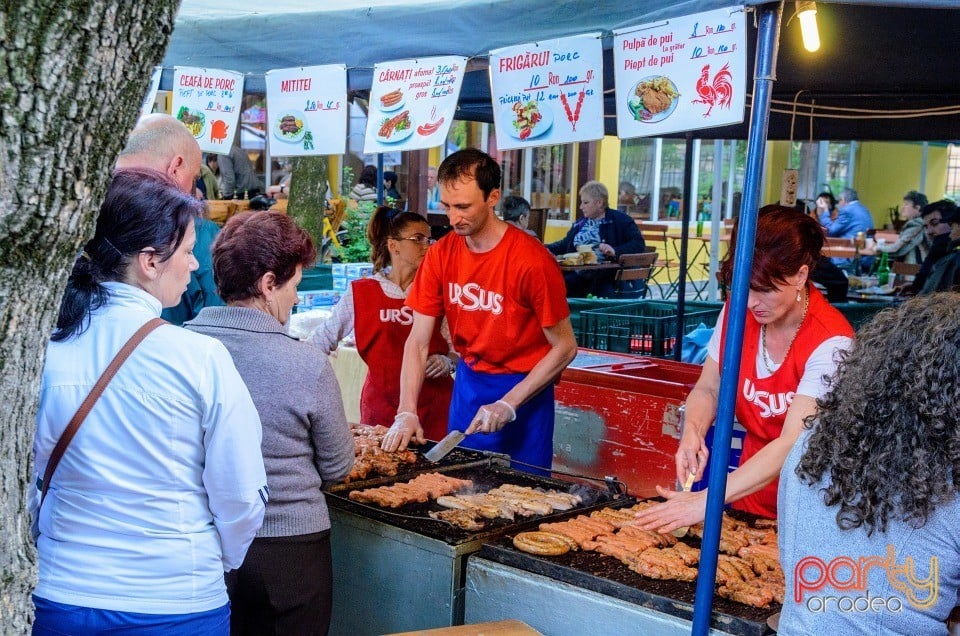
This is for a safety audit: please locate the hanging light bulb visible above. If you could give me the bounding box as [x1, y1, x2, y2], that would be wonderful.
[796, 1, 820, 52]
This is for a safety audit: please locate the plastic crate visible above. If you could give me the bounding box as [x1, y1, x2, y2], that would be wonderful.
[578, 300, 722, 358]
[568, 298, 641, 345]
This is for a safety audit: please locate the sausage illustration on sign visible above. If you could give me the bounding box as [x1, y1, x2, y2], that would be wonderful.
[378, 111, 411, 139]
[417, 117, 445, 137]
[381, 89, 403, 108]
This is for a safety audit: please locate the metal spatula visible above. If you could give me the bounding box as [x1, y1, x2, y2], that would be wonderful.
[423, 430, 466, 463]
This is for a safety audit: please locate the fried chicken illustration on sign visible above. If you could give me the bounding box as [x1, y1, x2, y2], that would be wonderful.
[691, 63, 733, 117]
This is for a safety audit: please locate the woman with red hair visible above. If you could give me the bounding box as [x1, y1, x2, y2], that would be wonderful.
[637, 205, 854, 531]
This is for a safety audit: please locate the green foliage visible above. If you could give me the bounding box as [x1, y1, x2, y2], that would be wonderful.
[449, 120, 467, 149]
[340, 165, 355, 198]
[339, 200, 374, 263]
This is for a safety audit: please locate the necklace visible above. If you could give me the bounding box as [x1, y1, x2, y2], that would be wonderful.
[760, 289, 809, 374]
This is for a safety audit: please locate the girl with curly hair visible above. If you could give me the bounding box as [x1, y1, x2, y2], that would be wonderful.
[778, 293, 960, 633]
[636, 205, 855, 533]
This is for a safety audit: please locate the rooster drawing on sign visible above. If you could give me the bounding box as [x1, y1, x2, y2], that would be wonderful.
[691, 63, 733, 117]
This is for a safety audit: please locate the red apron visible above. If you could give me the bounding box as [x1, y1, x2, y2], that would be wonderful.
[720, 286, 853, 518]
[351, 278, 452, 440]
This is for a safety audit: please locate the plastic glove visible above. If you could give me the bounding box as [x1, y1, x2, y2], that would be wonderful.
[465, 400, 516, 435]
[381, 411, 424, 452]
[425, 354, 453, 379]
[676, 426, 709, 485]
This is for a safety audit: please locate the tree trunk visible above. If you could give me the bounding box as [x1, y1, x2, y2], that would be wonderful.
[287, 156, 328, 249]
[0, 2, 181, 630]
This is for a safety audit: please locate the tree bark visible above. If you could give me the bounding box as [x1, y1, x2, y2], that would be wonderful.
[0, 2, 181, 630]
[287, 155, 328, 249]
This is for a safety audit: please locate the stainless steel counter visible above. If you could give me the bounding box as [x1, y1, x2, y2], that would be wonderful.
[465, 557, 756, 636]
[329, 505, 487, 635]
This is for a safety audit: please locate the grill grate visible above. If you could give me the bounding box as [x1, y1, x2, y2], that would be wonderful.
[476, 505, 779, 636]
[325, 460, 631, 545]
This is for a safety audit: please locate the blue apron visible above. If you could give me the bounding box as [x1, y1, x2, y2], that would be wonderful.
[448, 360, 554, 473]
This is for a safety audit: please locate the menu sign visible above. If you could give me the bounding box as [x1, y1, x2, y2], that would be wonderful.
[363, 55, 466, 154]
[613, 7, 746, 138]
[171, 66, 244, 154]
[265, 65, 347, 156]
[489, 33, 604, 151]
[140, 66, 162, 118]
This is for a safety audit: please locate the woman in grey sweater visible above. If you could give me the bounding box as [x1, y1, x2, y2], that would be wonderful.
[187, 211, 354, 636]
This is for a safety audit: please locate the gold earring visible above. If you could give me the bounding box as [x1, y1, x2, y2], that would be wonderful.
[796, 288, 802, 302]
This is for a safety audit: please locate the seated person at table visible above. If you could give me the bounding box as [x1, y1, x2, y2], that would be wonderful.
[778, 293, 960, 634]
[501, 195, 538, 237]
[546, 180, 645, 297]
[809, 256, 849, 303]
[920, 211, 960, 294]
[862, 190, 928, 264]
[901, 199, 958, 294]
[822, 187, 873, 239]
[811, 191, 837, 225]
[618, 181, 638, 212]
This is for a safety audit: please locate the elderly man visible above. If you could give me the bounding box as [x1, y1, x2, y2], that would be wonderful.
[501, 195, 537, 237]
[116, 114, 222, 323]
[546, 180, 645, 297]
[381, 149, 576, 472]
[823, 187, 874, 239]
[115, 113, 202, 193]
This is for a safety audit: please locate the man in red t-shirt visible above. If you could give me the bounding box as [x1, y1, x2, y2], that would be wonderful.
[380, 149, 576, 470]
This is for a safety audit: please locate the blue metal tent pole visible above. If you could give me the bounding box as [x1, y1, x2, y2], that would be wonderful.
[690, 4, 782, 634]
[674, 132, 694, 361]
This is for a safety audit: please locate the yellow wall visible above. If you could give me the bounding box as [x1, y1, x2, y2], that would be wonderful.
[327, 156, 341, 197]
[428, 147, 442, 168]
[761, 141, 792, 207]
[857, 142, 949, 221]
[762, 141, 950, 229]
[596, 135, 621, 208]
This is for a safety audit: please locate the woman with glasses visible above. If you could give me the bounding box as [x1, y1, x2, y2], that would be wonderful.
[312, 207, 457, 439]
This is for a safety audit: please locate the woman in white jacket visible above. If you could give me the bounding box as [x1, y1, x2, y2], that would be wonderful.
[31, 168, 267, 635]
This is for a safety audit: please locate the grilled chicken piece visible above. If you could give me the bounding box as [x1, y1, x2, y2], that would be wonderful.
[429, 508, 485, 531]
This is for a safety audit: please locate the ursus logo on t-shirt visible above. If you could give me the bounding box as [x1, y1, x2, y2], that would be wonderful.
[379, 306, 414, 325]
[742, 378, 794, 418]
[447, 282, 503, 315]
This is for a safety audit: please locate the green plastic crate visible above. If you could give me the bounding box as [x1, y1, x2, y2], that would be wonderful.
[579, 300, 722, 357]
[567, 298, 641, 344]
